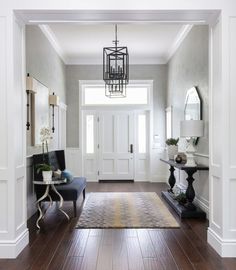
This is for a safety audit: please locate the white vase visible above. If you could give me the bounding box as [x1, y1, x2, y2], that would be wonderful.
[167, 145, 178, 160]
[42, 171, 52, 182]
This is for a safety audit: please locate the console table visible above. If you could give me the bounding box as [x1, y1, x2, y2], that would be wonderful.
[160, 158, 209, 218]
[34, 179, 70, 229]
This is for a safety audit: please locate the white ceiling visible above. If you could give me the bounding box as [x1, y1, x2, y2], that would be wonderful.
[40, 23, 193, 65]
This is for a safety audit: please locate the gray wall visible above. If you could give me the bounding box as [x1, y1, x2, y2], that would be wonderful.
[25, 25, 67, 217]
[167, 25, 209, 154]
[26, 25, 67, 156]
[167, 25, 209, 210]
[66, 64, 167, 148]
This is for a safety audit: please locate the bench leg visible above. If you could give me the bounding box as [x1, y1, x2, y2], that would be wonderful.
[83, 189, 86, 200]
[73, 201, 77, 217]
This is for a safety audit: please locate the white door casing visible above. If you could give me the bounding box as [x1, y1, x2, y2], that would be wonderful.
[82, 110, 150, 181]
[98, 111, 134, 180]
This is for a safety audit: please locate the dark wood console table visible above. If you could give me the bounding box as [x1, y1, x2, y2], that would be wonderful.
[160, 158, 209, 218]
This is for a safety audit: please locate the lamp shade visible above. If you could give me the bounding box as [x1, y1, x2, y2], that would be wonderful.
[180, 120, 204, 137]
[49, 93, 59, 106]
[26, 76, 37, 93]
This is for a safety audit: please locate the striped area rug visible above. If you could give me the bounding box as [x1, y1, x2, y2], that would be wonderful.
[76, 192, 179, 229]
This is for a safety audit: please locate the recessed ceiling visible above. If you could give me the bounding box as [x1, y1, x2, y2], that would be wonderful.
[40, 23, 193, 65]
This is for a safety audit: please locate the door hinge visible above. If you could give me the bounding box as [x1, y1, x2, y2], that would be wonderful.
[97, 117, 99, 122]
[97, 144, 99, 149]
[98, 171, 100, 176]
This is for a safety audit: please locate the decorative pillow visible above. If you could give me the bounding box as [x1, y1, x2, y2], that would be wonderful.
[61, 169, 74, 183]
[53, 169, 62, 178]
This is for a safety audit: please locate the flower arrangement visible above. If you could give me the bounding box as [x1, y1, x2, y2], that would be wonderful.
[37, 127, 53, 181]
[40, 127, 52, 161]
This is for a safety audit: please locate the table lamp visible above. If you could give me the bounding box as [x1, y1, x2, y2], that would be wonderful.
[180, 120, 204, 166]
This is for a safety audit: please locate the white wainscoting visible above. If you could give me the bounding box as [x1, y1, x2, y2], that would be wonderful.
[65, 148, 82, 177]
[26, 157, 37, 218]
[150, 147, 169, 182]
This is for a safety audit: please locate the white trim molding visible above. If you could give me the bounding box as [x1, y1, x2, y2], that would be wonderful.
[39, 24, 67, 64]
[208, 228, 236, 257]
[165, 24, 193, 63]
[38, 23, 193, 65]
[0, 229, 29, 259]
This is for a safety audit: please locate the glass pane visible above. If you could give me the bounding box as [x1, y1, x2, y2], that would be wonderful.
[84, 86, 148, 105]
[86, 115, 94, 154]
[138, 115, 146, 153]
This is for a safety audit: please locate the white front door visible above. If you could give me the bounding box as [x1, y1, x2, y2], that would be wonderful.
[98, 111, 134, 180]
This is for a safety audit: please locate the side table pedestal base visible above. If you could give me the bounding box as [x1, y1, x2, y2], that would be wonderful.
[161, 191, 206, 219]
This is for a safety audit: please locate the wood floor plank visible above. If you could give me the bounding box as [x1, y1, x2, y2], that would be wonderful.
[100, 229, 113, 245]
[126, 237, 145, 270]
[63, 257, 83, 270]
[79, 235, 101, 270]
[181, 220, 227, 269]
[96, 241, 113, 270]
[158, 229, 194, 270]
[68, 229, 90, 257]
[112, 230, 129, 270]
[143, 258, 165, 270]
[171, 228, 208, 264]
[48, 228, 88, 270]
[89, 229, 103, 237]
[29, 220, 70, 270]
[148, 230, 178, 270]
[124, 229, 137, 238]
[137, 229, 156, 258]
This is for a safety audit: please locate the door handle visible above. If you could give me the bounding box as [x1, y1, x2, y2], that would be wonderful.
[130, 144, 133, 154]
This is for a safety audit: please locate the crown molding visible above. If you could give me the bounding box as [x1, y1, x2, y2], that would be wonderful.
[39, 23, 193, 66]
[38, 25, 67, 64]
[165, 24, 193, 63]
[66, 56, 167, 65]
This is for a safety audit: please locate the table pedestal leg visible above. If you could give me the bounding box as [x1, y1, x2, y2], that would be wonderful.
[36, 185, 50, 229]
[168, 165, 176, 193]
[51, 184, 70, 220]
[185, 168, 197, 210]
[42, 194, 53, 219]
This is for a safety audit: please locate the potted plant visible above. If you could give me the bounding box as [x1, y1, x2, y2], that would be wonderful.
[166, 138, 179, 160]
[174, 192, 187, 205]
[36, 163, 53, 182]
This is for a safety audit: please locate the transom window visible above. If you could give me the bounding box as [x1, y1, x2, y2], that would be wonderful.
[81, 82, 151, 106]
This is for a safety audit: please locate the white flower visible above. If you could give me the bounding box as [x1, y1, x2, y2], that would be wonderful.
[40, 127, 52, 143]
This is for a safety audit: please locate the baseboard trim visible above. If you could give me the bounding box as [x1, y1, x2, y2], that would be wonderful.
[194, 196, 209, 219]
[207, 228, 236, 257]
[99, 179, 134, 183]
[0, 228, 29, 258]
[151, 175, 168, 182]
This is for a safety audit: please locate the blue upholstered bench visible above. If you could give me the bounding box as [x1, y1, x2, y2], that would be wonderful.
[33, 150, 86, 217]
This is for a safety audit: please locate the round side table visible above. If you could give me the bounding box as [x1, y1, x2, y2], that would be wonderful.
[33, 179, 70, 229]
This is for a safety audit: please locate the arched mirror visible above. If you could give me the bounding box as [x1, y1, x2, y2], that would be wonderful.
[184, 87, 202, 144]
[184, 87, 202, 120]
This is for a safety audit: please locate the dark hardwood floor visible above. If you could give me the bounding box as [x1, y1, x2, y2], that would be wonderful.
[1, 182, 236, 270]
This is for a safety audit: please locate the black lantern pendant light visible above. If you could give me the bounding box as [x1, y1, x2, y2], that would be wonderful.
[103, 24, 129, 98]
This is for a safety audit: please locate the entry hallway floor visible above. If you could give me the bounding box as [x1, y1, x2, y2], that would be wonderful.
[0, 182, 236, 270]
